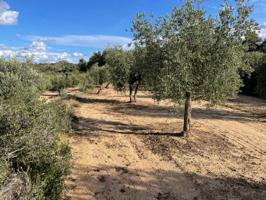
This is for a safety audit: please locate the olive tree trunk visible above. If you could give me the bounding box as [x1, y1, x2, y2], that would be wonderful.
[96, 85, 103, 95]
[105, 82, 111, 88]
[183, 92, 191, 136]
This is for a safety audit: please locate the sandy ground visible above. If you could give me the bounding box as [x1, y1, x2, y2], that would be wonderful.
[56, 88, 266, 200]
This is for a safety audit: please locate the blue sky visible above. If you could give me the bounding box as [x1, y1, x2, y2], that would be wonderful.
[0, 0, 265, 63]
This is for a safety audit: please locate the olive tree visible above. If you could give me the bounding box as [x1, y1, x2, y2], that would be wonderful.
[132, 0, 255, 135]
[105, 48, 133, 91]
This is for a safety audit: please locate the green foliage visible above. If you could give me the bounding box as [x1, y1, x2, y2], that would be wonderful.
[88, 51, 106, 67]
[50, 74, 66, 94]
[49, 72, 80, 94]
[105, 48, 133, 91]
[241, 51, 264, 95]
[261, 39, 266, 53]
[78, 64, 110, 92]
[131, 0, 256, 133]
[78, 73, 95, 92]
[34, 61, 77, 74]
[0, 59, 44, 101]
[78, 51, 106, 72]
[243, 30, 261, 51]
[257, 55, 266, 98]
[78, 58, 88, 72]
[90, 65, 110, 86]
[0, 101, 72, 200]
[132, 0, 255, 104]
[0, 59, 72, 199]
[34, 61, 80, 94]
[98, 66, 110, 85]
[0, 161, 9, 186]
[89, 64, 101, 86]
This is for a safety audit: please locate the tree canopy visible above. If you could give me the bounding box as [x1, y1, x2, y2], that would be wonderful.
[132, 0, 256, 134]
[105, 48, 133, 91]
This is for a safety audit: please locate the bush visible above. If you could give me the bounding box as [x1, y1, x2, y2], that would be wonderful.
[50, 74, 66, 94]
[98, 66, 110, 86]
[78, 73, 95, 92]
[78, 65, 110, 92]
[87, 64, 100, 86]
[49, 72, 80, 95]
[0, 59, 72, 199]
[0, 99, 72, 200]
[0, 59, 44, 101]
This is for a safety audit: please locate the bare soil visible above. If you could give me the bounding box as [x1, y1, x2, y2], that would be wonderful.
[57, 88, 266, 200]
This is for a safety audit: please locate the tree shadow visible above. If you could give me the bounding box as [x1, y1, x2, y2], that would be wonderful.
[192, 107, 266, 122]
[65, 164, 266, 200]
[69, 93, 265, 123]
[110, 102, 265, 122]
[72, 116, 184, 137]
[110, 103, 177, 119]
[68, 94, 122, 105]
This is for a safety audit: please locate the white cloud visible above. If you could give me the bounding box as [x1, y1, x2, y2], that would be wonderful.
[29, 41, 47, 51]
[0, 0, 19, 25]
[1, 33, 133, 63]
[0, 42, 84, 63]
[20, 35, 132, 49]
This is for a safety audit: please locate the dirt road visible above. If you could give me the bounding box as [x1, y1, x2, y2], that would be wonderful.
[62, 88, 266, 200]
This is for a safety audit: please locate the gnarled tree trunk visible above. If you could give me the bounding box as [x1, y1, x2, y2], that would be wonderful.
[183, 92, 191, 136]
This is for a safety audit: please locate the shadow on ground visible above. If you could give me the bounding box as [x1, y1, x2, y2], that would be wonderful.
[69, 93, 265, 122]
[109, 101, 265, 122]
[72, 116, 183, 137]
[66, 92, 266, 200]
[65, 164, 266, 200]
[69, 94, 122, 105]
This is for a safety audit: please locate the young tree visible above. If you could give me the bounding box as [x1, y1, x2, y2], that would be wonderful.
[105, 48, 133, 91]
[132, 0, 255, 135]
[105, 48, 143, 102]
[96, 66, 111, 94]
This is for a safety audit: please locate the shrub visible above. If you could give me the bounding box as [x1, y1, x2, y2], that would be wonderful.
[78, 65, 110, 92]
[0, 59, 72, 199]
[48, 72, 81, 95]
[0, 59, 44, 101]
[98, 65, 110, 86]
[78, 73, 95, 92]
[50, 74, 66, 95]
[0, 99, 72, 200]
